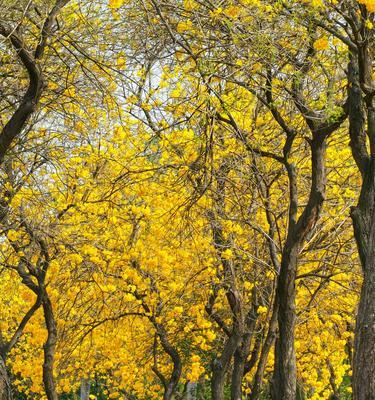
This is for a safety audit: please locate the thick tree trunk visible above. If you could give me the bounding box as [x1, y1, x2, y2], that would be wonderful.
[353, 261, 375, 400]
[231, 336, 251, 400]
[231, 352, 245, 400]
[272, 137, 327, 400]
[0, 357, 12, 400]
[212, 332, 241, 400]
[271, 246, 298, 400]
[186, 382, 197, 400]
[347, 44, 375, 400]
[42, 294, 58, 400]
[351, 163, 375, 400]
[80, 378, 90, 400]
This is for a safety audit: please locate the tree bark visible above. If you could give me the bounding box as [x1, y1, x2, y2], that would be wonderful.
[272, 136, 328, 400]
[351, 164, 375, 400]
[42, 293, 58, 400]
[250, 300, 278, 400]
[186, 381, 197, 400]
[0, 357, 12, 400]
[80, 378, 90, 400]
[231, 334, 252, 400]
[352, 252, 375, 400]
[209, 159, 245, 400]
[347, 45, 375, 400]
[212, 332, 241, 400]
[153, 324, 182, 400]
[231, 296, 258, 400]
[272, 245, 299, 400]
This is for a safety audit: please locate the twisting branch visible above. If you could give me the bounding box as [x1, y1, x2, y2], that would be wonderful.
[0, 0, 71, 164]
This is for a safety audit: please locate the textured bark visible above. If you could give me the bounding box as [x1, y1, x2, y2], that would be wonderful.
[211, 332, 241, 400]
[231, 350, 246, 400]
[272, 246, 299, 400]
[347, 41, 375, 398]
[42, 294, 58, 400]
[162, 346, 181, 400]
[80, 378, 90, 400]
[351, 163, 375, 400]
[231, 332, 253, 400]
[154, 324, 182, 400]
[352, 254, 375, 400]
[231, 297, 258, 400]
[0, 27, 43, 165]
[250, 300, 278, 400]
[272, 136, 328, 400]
[0, 357, 12, 400]
[186, 382, 197, 400]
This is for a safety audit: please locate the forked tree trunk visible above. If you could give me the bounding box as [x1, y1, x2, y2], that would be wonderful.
[231, 337, 250, 400]
[272, 137, 328, 400]
[211, 332, 242, 400]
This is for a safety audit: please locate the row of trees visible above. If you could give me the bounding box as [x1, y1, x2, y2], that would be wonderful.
[0, 0, 373, 399]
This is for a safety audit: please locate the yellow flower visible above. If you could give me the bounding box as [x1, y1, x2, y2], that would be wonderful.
[314, 37, 329, 51]
[365, 19, 374, 29]
[173, 306, 184, 314]
[109, 0, 124, 8]
[222, 248, 234, 259]
[224, 6, 241, 18]
[176, 20, 193, 33]
[7, 229, 19, 242]
[358, 0, 375, 13]
[244, 281, 254, 290]
[257, 306, 268, 314]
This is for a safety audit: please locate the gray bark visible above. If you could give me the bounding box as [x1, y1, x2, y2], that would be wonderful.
[0, 358, 11, 400]
[80, 378, 90, 400]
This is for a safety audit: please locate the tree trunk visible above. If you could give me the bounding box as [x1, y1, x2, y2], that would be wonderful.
[347, 42, 375, 400]
[353, 262, 375, 400]
[158, 326, 182, 400]
[186, 382, 197, 400]
[42, 294, 58, 400]
[351, 166, 375, 400]
[231, 297, 258, 400]
[271, 246, 298, 400]
[80, 378, 90, 400]
[250, 301, 278, 400]
[272, 137, 327, 400]
[0, 357, 12, 400]
[212, 332, 241, 400]
[231, 343, 248, 400]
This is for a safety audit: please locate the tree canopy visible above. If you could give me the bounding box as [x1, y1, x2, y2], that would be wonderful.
[0, 1, 373, 400]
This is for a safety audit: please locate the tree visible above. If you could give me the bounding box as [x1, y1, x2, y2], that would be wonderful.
[0, 1, 369, 399]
